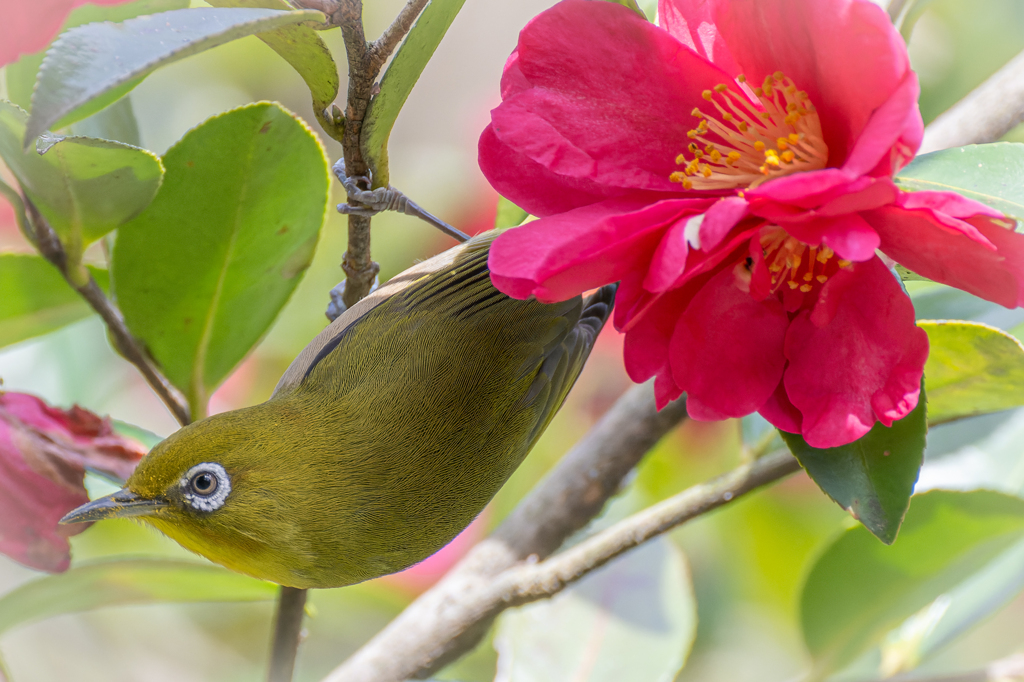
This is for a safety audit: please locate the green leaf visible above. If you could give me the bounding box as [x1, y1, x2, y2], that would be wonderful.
[494, 196, 529, 229]
[0, 559, 276, 636]
[495, 538, 696, 682]
[113, 102, 329, 417]
[895, 142, 1024, 222]
[361, 0, 467, 186]
[921, 320, 1024, 425]
[780, 388, 927, 544]
[206, 0, 339, 115]
[25, 7, 326, 142]
[0, 101, 163, 265]
[3, 0, 189, 112]
[799, 490, 1024, 677]
[0, 254, 109, 349]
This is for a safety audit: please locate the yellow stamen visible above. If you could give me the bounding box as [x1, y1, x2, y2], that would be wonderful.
[670, 71, 828, 191]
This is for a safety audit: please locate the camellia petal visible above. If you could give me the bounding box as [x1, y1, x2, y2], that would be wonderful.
[670, 268, 789, 420]
[658, 0, 740, 75]
[867, 203, 1024, 308]
[490, 0, 732, 193]
[710, 0, 911, 165]
[784, 257, 928, 448]
[479, 127, 620, 216]
[480, 0, 1022, 447]
[489, 198, 711, 302]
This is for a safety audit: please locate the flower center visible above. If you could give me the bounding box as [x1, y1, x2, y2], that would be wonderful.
[670, 72, 828, 190]
[760, 227, 850, 295]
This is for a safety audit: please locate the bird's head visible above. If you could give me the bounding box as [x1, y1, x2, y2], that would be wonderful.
[60, 406, 313, 585]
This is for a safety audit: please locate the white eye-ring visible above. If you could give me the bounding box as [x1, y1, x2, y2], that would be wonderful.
[180, 462, 231, 513]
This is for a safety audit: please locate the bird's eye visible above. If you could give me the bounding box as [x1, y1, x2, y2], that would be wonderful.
[190, 472, 217, 495]
[180, 463, 231, 513]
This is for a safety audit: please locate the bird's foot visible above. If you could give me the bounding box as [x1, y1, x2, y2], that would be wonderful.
[331, 158, 470, 243]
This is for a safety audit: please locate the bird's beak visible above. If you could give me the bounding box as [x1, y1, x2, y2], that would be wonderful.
[60, 488, 169, 524]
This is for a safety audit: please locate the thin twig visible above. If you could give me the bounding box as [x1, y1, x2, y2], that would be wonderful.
[23, 199, 191, 426]
[503, 450, 801, 603]
[267, 587, 308, 682]
[369, 0, 431, 68]
[919, 47, 1024, 154]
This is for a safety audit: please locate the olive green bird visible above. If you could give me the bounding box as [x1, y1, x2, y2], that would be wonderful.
[62, 230, 616, 589]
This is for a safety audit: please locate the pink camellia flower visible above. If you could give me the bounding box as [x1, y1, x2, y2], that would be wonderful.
[480, 0, 1024, 448]
[0, 392, 146, 572]
[0, 0, 135, 67]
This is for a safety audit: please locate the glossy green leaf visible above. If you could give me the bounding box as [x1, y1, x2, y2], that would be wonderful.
[0, 559, 276, 636]
[0, 102, 163, 263]
[494, 197, 529, 229]
[113, 102, 329, 417]
[361, 0, 467, 185]
[0, 254, 109, 349]
[921, 320, 1024, 425]
[780, 389, 927, 544]
[25, 7, 325, 142]
[495, 539, 696, 682]
[799, 490, 1024, 677]
[207, 0, 338, 115]
[895, 143, 1024, 222]
[3, 0, 189, 112]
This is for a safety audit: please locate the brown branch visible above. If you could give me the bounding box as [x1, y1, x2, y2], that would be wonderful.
[24, 199, 191, 426]
[322, 382, 688, 681]
[368, 0, 431, 69]
[919, 48, 1024, 153]
[503, 450, 800, 603]
[266, 587, 308, 682]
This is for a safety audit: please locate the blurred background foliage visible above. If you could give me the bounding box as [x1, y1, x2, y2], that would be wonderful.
[2, 0, 1024, 680]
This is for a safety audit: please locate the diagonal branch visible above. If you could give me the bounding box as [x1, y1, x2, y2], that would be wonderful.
[919, 47, 1024, 153]
[23, 199, 191, 426]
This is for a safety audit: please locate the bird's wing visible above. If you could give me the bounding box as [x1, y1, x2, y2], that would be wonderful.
[276, 228, 615, 446]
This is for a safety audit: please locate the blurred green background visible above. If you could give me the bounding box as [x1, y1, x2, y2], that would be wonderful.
[2, 0, 1024, 680]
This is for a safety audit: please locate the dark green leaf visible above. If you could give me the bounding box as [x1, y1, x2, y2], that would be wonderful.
[495, 196, 529, 229]
[361, 0, 467, 185]
[895, 142, 1024, 222]
[0, 559, 276, 636]
[495, 539, 696, 682]
[207, 0, 339, 115]
[25, 7, 325, 142]
[780, 388, 927, 544]
[921, 320, 1024, 425]
[0, 254, 110, 349]
[0, 101, 163, 263]
[113, 102, 329, 417]
[3, 0, 189, 112]
[799, 490, 1024, 676]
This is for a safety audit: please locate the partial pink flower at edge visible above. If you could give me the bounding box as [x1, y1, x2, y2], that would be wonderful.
[0, 392, 146, 572]
[0, 0, 135, 68]
[480, 0, 1024, 448]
